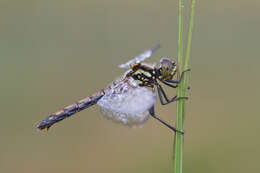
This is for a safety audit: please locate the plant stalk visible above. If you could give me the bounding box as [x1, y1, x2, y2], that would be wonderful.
[182, 0, 196, 125]
[173, 0, 196, 173]
[173, 0, 184, 172]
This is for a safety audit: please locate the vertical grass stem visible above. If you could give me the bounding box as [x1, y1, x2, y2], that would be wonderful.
[173, 0, 184, 172]
[173, 0, 196, 173]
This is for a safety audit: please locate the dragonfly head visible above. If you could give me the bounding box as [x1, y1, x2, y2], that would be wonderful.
[159, 58, 177, 80]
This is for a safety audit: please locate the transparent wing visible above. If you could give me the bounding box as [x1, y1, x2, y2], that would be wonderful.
[97, 77, 156, 126]
[118, 44, 160, 69]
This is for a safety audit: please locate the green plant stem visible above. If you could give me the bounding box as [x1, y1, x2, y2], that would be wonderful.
[173, 0, 184, 172]
[173, 0, 196, 173]
[182, 0, 196, 125]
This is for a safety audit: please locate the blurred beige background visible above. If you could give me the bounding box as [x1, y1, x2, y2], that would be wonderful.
[1, 0, 259, 173]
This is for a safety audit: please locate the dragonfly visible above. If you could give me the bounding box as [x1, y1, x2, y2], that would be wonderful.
[37, 45, 190, 134]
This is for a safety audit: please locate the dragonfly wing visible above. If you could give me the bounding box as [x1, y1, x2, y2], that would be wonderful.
[118, 44, 160, 69]
[97, 77, 156, 126]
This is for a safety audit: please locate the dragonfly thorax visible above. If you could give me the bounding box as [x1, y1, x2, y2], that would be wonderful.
[158, 58, 177, 80]
[131, 68, 155, 87]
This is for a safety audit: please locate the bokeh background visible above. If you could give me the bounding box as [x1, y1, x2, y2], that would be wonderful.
[1, 0, 259, 172]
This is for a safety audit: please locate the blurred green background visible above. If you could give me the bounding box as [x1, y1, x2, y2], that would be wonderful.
[1, 0, 259, 172]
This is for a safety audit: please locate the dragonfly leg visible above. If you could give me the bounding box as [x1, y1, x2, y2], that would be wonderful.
[156, 84, 188, 106]
[149, 106, 184, 134]
[159, 80, 190, 94]
[165, 68, 191, 84]
[160, 80, 178, 88]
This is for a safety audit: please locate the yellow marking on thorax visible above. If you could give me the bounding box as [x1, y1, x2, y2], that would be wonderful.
[134, 69, 152, 78]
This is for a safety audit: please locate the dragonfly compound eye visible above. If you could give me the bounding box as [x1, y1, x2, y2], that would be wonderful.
[159, 57, 177, 80]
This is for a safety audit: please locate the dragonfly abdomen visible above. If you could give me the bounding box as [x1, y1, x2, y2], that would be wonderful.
[37, 89, 105, 130]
